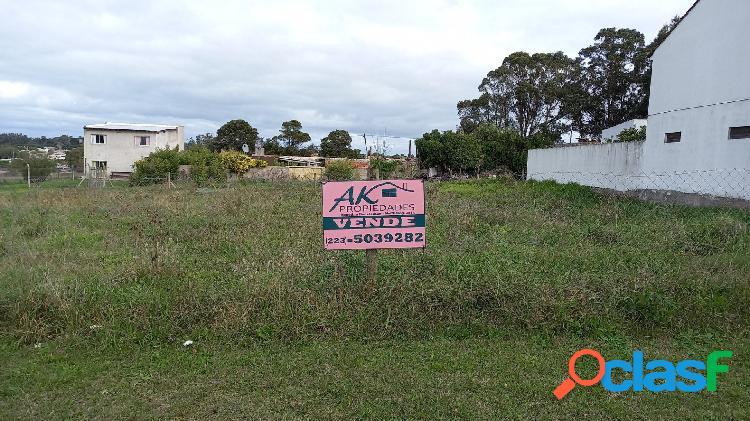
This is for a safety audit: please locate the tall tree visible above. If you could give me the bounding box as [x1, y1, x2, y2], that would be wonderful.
[458, 51, 575, 141]
[213, 119, 259, 152]
[320, 130, 358, 158]
[274, 120, 311, 149]
[571, 28, 650, 138]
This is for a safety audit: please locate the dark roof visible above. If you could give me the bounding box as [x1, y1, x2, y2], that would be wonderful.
[651, 0, 702, 57]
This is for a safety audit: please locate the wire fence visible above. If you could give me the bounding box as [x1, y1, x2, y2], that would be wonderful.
[0, 169, 79, 185]
[4, 166, 749, 207]
[528, 168, 750, 201]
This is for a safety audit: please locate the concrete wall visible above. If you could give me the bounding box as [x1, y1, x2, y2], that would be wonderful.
[83, 127, 184, 174]
[527, 141, 750, 200]
[243, 166, 324, 181]
[527, 142, 644, 175]
[527, 142, 644, 190]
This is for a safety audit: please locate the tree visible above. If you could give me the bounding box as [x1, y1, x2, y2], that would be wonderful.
[65, 147, 84, 171]
[571, 28, 650, 138]
[274, 120, 311, 149]
[457, 93, 502, 134]
[10, 151, 56, 182]
[0, 145, 18, 159]
[415, 130, 448, 171]
[262, 138, 284, 155]
[186, 133, 216, 149]
[458, 51, 575, 140]
[212, 120, 259, 152]
[445, 132, 483, 175]
[320, 130, 359, 158]
[646, 15, 682, 57]
[297, 143, 320, 157]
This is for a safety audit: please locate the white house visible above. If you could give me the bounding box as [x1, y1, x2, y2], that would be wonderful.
[527, 0, 750, 201]
[601, 119, 647, 142]
[83, 123, 184, 175]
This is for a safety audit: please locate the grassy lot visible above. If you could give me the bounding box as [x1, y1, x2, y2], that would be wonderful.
[0, 179, 748, 418]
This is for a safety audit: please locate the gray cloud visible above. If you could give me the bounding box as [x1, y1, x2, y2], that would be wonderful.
[0, 0, 693, 153]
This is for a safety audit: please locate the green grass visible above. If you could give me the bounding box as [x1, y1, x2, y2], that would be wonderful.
[1, 333, 747, 419]
[0, 179, 748, 418]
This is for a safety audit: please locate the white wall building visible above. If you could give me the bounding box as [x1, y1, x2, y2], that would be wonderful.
[528, 0, 750, 201]
[601, 119, 647, 142]
[642, 0, 750, 172]
[83, 123, 184, 175]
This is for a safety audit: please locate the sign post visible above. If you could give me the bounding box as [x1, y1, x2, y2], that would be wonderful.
[365, 167, 379, 288]
[322, 174, 426, 288]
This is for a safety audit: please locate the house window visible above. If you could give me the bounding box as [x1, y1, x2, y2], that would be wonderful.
[665, 132, 681, 143]
[91, 161, 107, 170]
[729, 126, 750, 140]
[92, 134, 106, 144]
[136, 136, 150, 146]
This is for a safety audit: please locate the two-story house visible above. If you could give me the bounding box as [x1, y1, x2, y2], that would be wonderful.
[83, 123, 184, 176]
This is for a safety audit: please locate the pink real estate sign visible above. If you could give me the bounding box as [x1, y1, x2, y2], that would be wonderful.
[322, 179, 426, 250]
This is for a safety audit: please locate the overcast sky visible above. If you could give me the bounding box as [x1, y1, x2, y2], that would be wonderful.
[0, 0, 693, 153]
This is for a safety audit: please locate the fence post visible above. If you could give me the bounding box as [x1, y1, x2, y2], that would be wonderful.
[26, 164, 30, 189]
[365, 165, 380, 290]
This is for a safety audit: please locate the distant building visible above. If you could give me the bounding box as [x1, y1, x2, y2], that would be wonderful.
[601, 119, 647, 142]
[83, 123, 184, 175]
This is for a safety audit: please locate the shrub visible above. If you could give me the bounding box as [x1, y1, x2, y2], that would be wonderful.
[369, 158, 399, 178]
[219, 151, 266, 174]
[131, 147, 233, 186]
[130, 147, 180, 186]
[180, 146, 227, 186]
[415, 124, 554, 177]
[615, 126, 647, 143]
[369, 158, 418, 179]
[10, 152, 56, 182]
[325, 159, 355, 180]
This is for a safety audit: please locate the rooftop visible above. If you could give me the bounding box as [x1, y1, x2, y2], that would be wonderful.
[84, 122, 180, 132]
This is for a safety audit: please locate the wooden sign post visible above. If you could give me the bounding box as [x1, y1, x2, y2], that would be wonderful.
[365, 166, 380, 288]
[321, 168, 426, 291]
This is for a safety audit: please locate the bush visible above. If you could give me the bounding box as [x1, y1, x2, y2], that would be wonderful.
[369, 158, 418, 179]
[219, 151, 267, 175]
[10, 152, 56, 182]
[369, 158, 399, 178]
[615, 126, 647, 143]
[131, 147, 235, 186]
[325, 159, 355, 180]
[179, 147, 227, 186]
[130, 147, 181, 186]
[415, 124, 554, 177]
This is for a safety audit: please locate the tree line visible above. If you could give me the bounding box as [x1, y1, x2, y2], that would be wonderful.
[187, 119, 362, 158]
[417, 18, 680, 176]
[0, 133, 81, 150]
